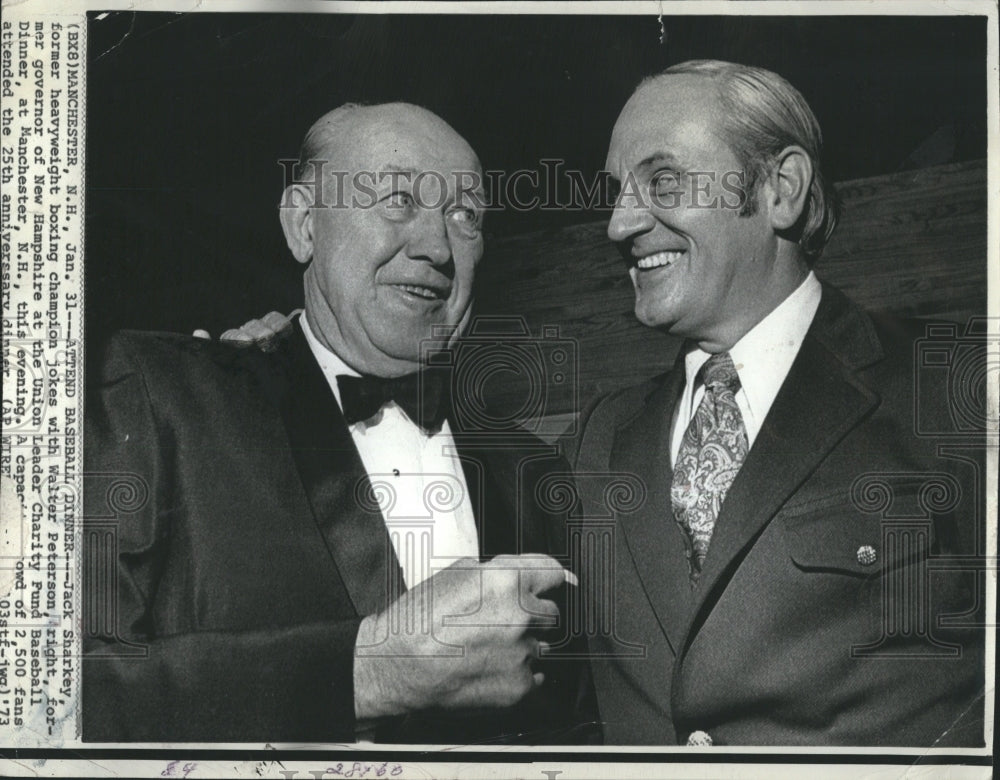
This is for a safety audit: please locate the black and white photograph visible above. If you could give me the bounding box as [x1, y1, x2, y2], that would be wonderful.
[1, 2, 996, 778]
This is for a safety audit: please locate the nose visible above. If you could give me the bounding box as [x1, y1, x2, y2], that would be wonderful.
[406, 210, 452, 267]
[607, 190, 654, 244]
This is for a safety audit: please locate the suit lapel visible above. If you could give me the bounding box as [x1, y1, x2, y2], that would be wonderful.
[677, 285, 884, 656]
[276, 321, 404, 617]
[610, 358, 693, 653]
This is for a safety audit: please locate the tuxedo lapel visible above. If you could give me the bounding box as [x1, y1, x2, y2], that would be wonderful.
[610, 359, 693, 653]
[678, 285, 884, 656]
[276, 321, 404, 617]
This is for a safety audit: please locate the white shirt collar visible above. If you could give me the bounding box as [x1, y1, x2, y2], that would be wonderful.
[299, 310, 358, 409]
[299, 318, 477, 601]
[682, 271, 822, 438]
[300, 310, 442, 436]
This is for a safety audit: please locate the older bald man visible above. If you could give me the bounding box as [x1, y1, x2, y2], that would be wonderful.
[83, 103, 593, 744]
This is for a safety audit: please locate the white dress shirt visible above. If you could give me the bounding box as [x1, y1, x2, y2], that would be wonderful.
[301, 314, 480, 588]
[670, 272, 823, 466]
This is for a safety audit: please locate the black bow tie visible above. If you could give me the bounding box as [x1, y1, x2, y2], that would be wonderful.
[337, 368, 450, 432]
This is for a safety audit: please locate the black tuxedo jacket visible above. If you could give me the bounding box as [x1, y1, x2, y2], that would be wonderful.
[571, 284, 985, 746]
[83, 322, 593, 743]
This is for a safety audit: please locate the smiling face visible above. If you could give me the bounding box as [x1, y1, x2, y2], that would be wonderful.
[287, 104, 485, 376]
[606, 75, 806, 352]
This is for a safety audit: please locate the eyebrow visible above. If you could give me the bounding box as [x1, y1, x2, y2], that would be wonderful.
[374, 164, 488, 206]
[606, 151, 687, 182]
[457, 190, 488, 208]
[636, 152, 687, 174]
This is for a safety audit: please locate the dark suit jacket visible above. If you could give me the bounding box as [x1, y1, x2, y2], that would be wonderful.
[571, 284, 985, 746]
[83, 322, 594, 744]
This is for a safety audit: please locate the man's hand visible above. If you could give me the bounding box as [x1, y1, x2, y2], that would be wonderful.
[353, 554, 576, 719]
[193, 310, 299, 351]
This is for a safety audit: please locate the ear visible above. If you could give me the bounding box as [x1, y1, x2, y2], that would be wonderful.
[279, 184, 315, 265]
[763, 145, 813, 232]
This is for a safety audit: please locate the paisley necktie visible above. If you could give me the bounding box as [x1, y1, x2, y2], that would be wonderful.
[670, 352, 748, 583]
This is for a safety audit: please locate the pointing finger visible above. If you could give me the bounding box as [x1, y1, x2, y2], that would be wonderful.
[492, 553, 577, 594]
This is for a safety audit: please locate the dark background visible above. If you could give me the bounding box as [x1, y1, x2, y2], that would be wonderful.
[85, 12, 988, 348]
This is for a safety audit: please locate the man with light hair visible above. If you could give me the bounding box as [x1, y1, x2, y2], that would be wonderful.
[574, 59, 984, 746]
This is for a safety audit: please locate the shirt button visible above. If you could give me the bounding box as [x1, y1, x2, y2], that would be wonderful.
[857, 545, 877, 566]
[686, 730, 713, 746]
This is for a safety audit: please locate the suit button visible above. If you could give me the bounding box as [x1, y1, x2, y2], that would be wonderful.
[857, 545, 877, 566]
[687, 730, 713, 746]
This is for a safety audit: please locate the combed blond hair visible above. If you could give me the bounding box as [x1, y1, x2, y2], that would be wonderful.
[645, 60, 840, 261]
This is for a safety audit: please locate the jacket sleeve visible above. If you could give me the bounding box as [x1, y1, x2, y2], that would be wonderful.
[527, 448, 603, 745]
[82, 335, 363, 742]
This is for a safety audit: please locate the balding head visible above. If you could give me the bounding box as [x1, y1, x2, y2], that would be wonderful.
[295, 102, 480, 189]
[280, 102, 485, 377]
[295, 102, 367, 182]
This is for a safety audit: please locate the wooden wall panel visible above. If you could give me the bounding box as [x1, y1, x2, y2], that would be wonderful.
[471, 159, 987, 424]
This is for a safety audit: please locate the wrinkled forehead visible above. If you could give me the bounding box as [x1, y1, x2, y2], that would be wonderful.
[332, 112, 482, 181]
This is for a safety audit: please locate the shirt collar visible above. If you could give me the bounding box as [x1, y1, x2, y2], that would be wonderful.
[300, 311, 358, 409]
[684, 271, 822, 422]
[301, 312, 445, 435]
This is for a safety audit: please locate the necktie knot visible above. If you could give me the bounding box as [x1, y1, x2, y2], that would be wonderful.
[699, 352, 741, 394]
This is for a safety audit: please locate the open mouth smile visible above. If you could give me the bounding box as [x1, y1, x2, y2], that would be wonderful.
[635, 250, 685, 270]
[391, 283, 449, 301]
